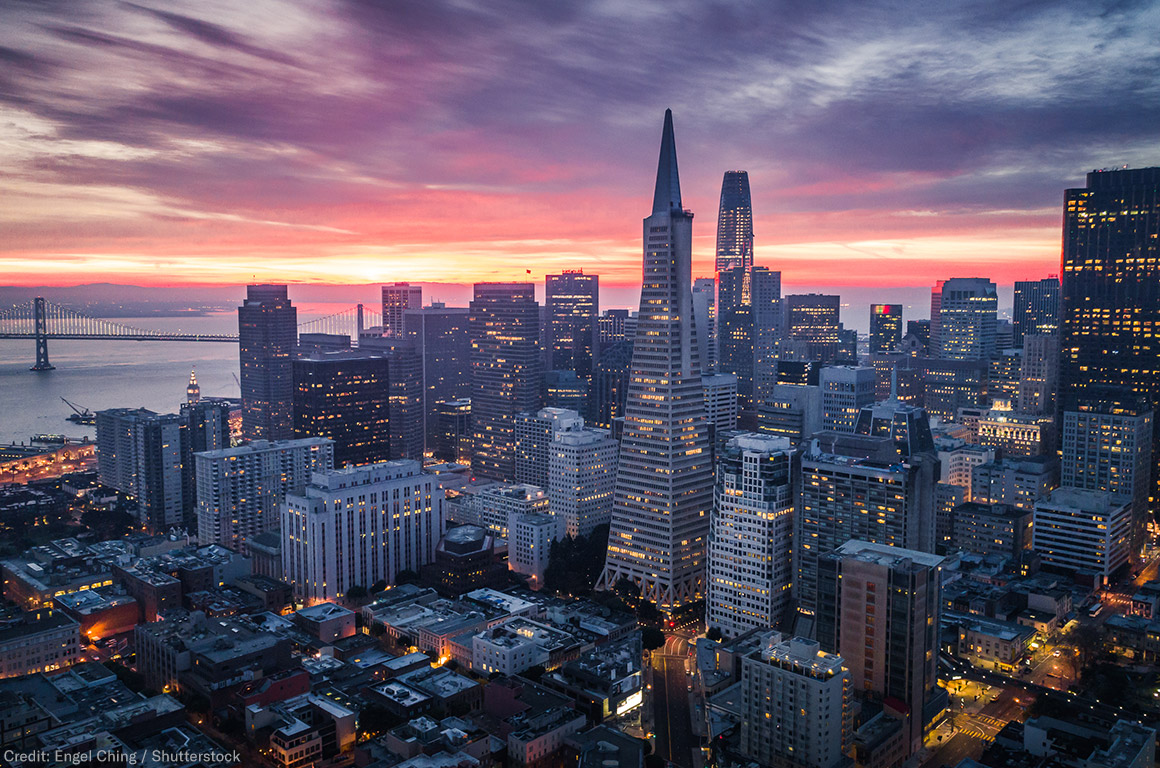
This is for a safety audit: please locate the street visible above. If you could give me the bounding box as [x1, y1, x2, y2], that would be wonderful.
[651, 648, 699, 768]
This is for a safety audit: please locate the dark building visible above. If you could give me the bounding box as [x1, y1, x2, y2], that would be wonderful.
[784, 294, 841, 363]
[751, 267, 783, 403]
[433, 399, 472, 464]
[292, 351, 391, 466]
[598, 309, 630, 349]
[546, 271, 599, 382]
[402, 304, 472, 443]
[870, 304, 903, 354]
[545, 370, 589, 412]
[359, 338, 424, 461]
[718, 303, 754, 410]
[907, 319, 931, 353]
[239, 284, 297, 441]
[715, 171, 755, 312]
[180, 398, 231, 454]
[837, 324, 858, 364]
[419, 525, 507, 597]
[381, 282, 422, 339]
[1013, 277, 1060, 346]
[1060, 167, 1160, 514]
[922, 358, 987, 423]
[590, 342, 631, 429]
[469, 283, 542, 481]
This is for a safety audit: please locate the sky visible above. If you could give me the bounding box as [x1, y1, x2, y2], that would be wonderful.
[2, 0, 1159, 291]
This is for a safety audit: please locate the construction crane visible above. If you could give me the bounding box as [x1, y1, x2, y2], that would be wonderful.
[61, 397, 96, 425]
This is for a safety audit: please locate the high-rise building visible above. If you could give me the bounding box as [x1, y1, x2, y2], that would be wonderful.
[757, 383, 822, 446]
[180, 398, 231, 454]
[1033, 487, 1131, 585]
[1013, 277, 1060, 345]
[869, 304, 903, 354]
[785, 294, 841, 364]
[548, 426, 618, 539]
[469, 283, 542, 481]
[1018, 335, 1061, 416]
[1060, 168, 1160, 516]
[545, 271, 599, 381]
[359, 337, 424, 461]
[509, 512, 563, 590]
[96, 408, 188, 532]
[446, 483, 549, 541]
[239, 284, 297, 441]
[514, 407, 584, 488]
[281, 460, 444, 603]
[971, 456, 1058, 510]
[402, 305, 472, 440]
[929, 280, 944, 357]
[989, 349, 1024, 403]
[293, 351, 391, 466]
[816, 541, 944, 759]
[715, 170, 754, 312]
[381, 283, 422, 338]
[598, 111, 714, 609]
[702, 373, 739, 434]
[907, 319, 931, 355]
[706, 434, 795, 639]
[718, 301, 754, 409]
[819, 366, 876, 433]
[589, 342, 632, 429]
[921, 358, 988, 423]
[692, 277, 717, 373]
[796, 401, 938, 613]
[598, 308, 630, 349]
[1062, 393, 1154, 563]
[751, 267, 783, 403]
[544, 370, 588, 412]
[432, 399, 471, 464]
[936, 278, 998, 360]
[195, 438, 334, 553]
[739, 633, 851, 768]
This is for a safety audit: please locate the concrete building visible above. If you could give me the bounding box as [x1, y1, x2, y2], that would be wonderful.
[548, 426, 617, 539]
[869, 304, 903, 354]
[950, 502, 1033, 561]
[401, 305, 472, 442]
[292, 351, 391, 466]
[446, 484, 548, 542]
[195, 438, 334, 554]
[1017, 334, 1060, 416]
[739, 632, 851, 768]
[281, 461, 445, 603]
[545, 271, 599, 382]
[382, 283, 423, 339]
[472, 618, 576, 676]
[702, 373, 739, 433]
[936, 439, 994, 499]
[819, 366, 876, 434]
[757, 383, 822, 446]
[976, 403, 1054, 458]
[514, 408, 583, 489]
[1033, 487, 1131, 584]
[0, 609, 80, 679]
[934, 277, 997, 360]
[971, 456, 1058, 510]
[707, 434, 795, 639]
[96, 408, 188, 532]
[816, 541, 944, 760]
[509, 512, 562, 591]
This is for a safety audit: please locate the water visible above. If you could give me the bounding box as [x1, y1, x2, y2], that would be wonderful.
[0, 304, 347, 445]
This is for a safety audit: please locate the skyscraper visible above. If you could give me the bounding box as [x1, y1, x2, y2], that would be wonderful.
[96, 408, 189, 532]
[785, 294, 841, 363]
[1013, 277, 1060, 345]
[381, 282, 422, 338]
[936, 278, 998, 360]
[513, 407, 583, 488]
[929, 280, 944, 357]
[1018, 334, 1061, 415]
[819, 366, 876, 433]
[469, 283, 542, 481]
[715, 171, 754, 310]
[239, 284, 297, 441]
[1060, 168, 1160, 514]
[869, 304, 903, 354]
[402, 304, 472, 442]
[360, 337, 425, 461]
[545, 271, 599, 381]
[598, 111, 714, 609]
[292, 351, 391, 466]
[549, 425, 618, 539]
[691, 277, 716, 373]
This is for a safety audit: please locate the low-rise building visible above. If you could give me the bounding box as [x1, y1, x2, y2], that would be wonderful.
[946, 611, 1035, 672]
[472, 618, 579, 676]
[0, 609, 80, 679]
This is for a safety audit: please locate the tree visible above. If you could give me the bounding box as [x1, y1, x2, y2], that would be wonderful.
[346, 585, 368, 600]
[522, 665, 546, 682]
[543, 524, 611, 597]
[706, 626, 722, 642]
[395, 569, 420, 585]
[642, 627, 665, 651]
[370, 579, 388, 594]
[358, 703, 399, 738]
[1065, 622, 1106, 670]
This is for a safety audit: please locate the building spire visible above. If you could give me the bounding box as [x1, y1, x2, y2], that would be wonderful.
[652, 109, 682, 215]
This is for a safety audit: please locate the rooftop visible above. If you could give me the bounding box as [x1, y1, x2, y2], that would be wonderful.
[834, 539, 945, 569]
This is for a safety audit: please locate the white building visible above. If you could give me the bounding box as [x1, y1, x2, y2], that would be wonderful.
[739, 632, 851, 768]
[548, 427, 617, 539]
[472, 619, 558, 675]
[446, 483, 548, 541]
[281, 461, 444, 603]
[195, 438, 334, 553]
[509, 512, 563, 590]
[936, 438, 994, 499]
[514, 408, 584, 488]
[819, 366, 876, 433]
[702, 373, 739, 433]
[707, 434, 795, 639]
[1033, 487, 1131, 584]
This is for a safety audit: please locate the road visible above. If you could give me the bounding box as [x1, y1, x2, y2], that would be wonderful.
[922, 680, 1027, 768]
[652, 650, 698, 768]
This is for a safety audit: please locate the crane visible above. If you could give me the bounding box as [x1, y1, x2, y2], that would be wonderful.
[61, 397, 96, 425]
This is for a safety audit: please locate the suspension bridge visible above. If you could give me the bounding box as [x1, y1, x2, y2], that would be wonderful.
[0, 297, 382, 371]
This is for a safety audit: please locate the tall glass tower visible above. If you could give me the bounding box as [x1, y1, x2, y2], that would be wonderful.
[239, 284, 297, 441]
[716, 171, 754, 311]
[598, 110, 713, 610]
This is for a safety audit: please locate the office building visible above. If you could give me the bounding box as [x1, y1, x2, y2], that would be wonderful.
[785, 294, 841, 364]
[950, 502, 1033, 561]
[922, 358, 987, 423]
[0, 609, 81, 680]
[293, 351, 390, 466]
[751, 267, 783, 402]
[819, 366, 876, 433]
[180, 398, 231, 454]
[715, 170, 754, 312]
[796, 403, 938, 613]
[1013, 277, 1060, 345]
[548, 426, 618, 539]
[975, 402, 1054, 457]
[907, 319, 930, 354]
[1062, 393, 1154, 563]
[589, 342, 631, 429]
[96, 408, 188, 532]
[447, 483, 549, 541]
[936, 440, 994, 499]
[1018, 334, 1060, 416]
[358, 337, 425, 461]
[195, 438, 334, 553]
[510, 512, 563, 590]
[239, 284, 297, 441]
[706, 434, 795, 639]
[598, 111, 714, 609]
[718, 300, 755, 409]
[816, 541, 944, 759]
[469, 283, 542, 481]
[739, 633, 851, 768]
[757, 383, 822, 446]
[432, 399, 471, 464]
[544, 370, 588, 412]
[869, 304, 903, 354]
[702, 373, 739, 434]
[545, 271, 599, 381]
[281, 461, 444, 603]
[692, 276, 717, 373]
[598, 308, 630, 348]
[402, 304, 472, 439]
[382, 283, 422, 338]
[971, 456, 1058, 510]
[514, 408, 584, 489]
[935, 278, 997, 360]
[989, 349, 1023, 403]
[1033, 488, 1131, 584]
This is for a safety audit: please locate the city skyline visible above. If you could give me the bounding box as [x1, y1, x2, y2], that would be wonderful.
[3, 2, 1159, 288]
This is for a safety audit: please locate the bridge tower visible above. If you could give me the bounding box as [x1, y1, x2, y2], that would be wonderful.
[31, 297, 54, 371]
